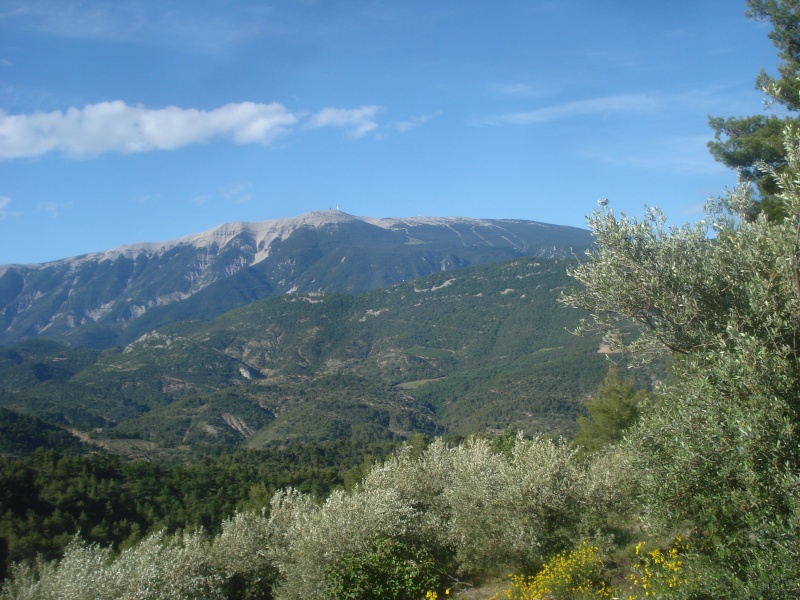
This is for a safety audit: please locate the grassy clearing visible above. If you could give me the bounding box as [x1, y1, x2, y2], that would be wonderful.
[404, 347, 455, 359]
[396, 377, 448, 390]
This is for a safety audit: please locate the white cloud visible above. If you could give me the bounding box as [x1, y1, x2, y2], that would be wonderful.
[0, 101, 299, 159]
[484, 94, 662, 125]
[390, 111, 442, 133]
[305, 106, 381, 138]
[0, 195, 22, 219]
[0, 100, 389, 160]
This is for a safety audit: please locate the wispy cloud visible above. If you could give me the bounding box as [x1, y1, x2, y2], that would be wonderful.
[305, 106, 381, 138]
[0, 101, 387, 160]
[488, 83, 549, 97]
[681, 201, 707, 216]
[0, 1, 411, 57]
[484, 94, 661, 125]
[390, 111, 442, 133]
[482, 88, 747, 127]
[0, 196, 22, 219]
[220, 182, 253, 204]
[36, 200, 73, 217]
[133, 194, 161, 204]
[0, 0, 269, 55]
[581, 135, 727, 175]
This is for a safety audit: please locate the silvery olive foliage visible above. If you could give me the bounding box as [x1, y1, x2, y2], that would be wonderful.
[265, 483, 416, 599]
[0, 513, 281, 600]
[561, 126, 800, 594]
[1, 434, 627, 599]
[1, 531, 224, 600]
[266, 435, 627, 599]
[210, 510, 279, 599]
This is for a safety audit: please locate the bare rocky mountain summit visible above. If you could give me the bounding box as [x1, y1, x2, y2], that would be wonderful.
[0, 210, 591, 348]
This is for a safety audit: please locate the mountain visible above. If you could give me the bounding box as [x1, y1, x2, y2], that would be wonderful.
[0, 258, 614, 457]
[0, 211, 592, 348]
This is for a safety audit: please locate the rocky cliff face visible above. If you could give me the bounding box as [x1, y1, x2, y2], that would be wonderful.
[0, 211, 591, 347]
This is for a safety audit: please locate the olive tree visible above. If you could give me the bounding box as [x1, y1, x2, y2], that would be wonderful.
[561, 128, 800, 595]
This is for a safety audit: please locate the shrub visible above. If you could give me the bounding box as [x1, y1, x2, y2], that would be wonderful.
[561, 148, 800, 592]
[324, 538, 443, 600]
[0, 531, 224, 600]
[363, 436, 603, 575]
[265, 486, 416, 599]
[210, 510, 277, 599]
[626, 537, 689, 598]
[495, 540, 612, 600]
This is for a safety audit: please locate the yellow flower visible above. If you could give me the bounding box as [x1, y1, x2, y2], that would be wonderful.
[493, 541, 612, 600]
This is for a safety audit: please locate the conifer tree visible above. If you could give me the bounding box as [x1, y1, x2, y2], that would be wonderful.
[572, 366, 645, 454]
[708, 0, 800, 219]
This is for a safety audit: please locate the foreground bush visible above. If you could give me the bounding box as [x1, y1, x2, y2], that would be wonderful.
[1, 510, 279, 600]
[1, 434, 628, 599]
[496, 541, 612, 600]
[264, 435, 628, 599]
[496, 536, 698, 600]
[1, 532, 222, 600]
[324, 538, 443, 600]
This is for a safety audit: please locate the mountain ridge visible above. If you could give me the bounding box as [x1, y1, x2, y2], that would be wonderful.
[0, 211, 592, 348]
[1, 211, 573, 270]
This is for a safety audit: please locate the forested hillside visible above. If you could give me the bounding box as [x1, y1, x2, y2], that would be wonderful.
[0, 257, 612, 458]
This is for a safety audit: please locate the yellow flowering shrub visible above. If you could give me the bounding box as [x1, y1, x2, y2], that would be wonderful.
[625, 537, 688, 598]
[495, 541, 612, 600]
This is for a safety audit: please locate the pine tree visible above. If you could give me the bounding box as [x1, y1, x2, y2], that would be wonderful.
[572, 366, 645, 454]
[708, 0, 800, 220]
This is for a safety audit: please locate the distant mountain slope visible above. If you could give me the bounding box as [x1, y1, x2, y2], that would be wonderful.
[0, 211, 592, 348]
[0, 258, 611, 454]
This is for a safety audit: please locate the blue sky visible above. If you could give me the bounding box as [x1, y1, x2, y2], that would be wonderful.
[0, 0, 782, 264]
